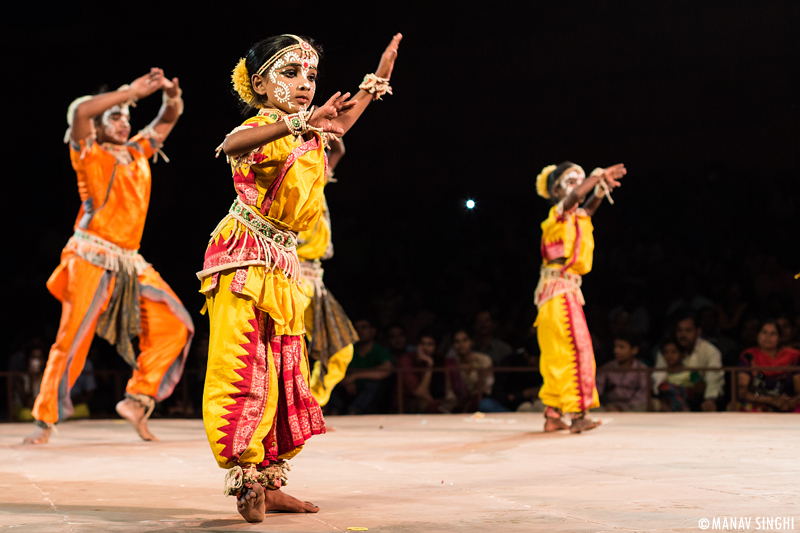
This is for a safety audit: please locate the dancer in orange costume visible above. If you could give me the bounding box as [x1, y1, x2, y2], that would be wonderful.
[200, 33, 401, 522]
[24, 69, 193, 444]
[534, 162, 625, 433]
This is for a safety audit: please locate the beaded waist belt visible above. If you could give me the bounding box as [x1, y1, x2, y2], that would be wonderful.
[66, 229, 150, 274]
[228, 198, 298, 250]
[534, 265, 584, 308]
[197, 197, 300, 281]
[539, 265, 582, 286]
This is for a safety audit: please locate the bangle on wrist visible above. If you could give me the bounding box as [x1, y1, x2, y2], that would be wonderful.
[359, 73, 393, 100]
[162, 90, 184, 115]
[283, 110, 323, 140]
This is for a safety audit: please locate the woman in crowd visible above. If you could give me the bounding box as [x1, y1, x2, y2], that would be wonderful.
[442, 328, 494, 413]
[199, 33, 401, 522]
[735, 319, 800, 412]
[533, 162, 625, 433]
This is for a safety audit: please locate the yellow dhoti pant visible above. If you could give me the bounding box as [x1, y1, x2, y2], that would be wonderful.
[537, 290, 599, 413]
[202, 268, 325, 469]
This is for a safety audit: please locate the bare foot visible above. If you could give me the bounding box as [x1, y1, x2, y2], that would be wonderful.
[237, 482, 266, 523]
[570, 415, 602, 434]
[116, 398, 158, 441]
[543, 417, 570, 432]
[23, 425, 52, 444]
[264, 487, 319, 513]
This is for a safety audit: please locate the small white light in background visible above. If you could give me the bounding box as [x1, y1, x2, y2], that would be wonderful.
[466, 199, 475, 209]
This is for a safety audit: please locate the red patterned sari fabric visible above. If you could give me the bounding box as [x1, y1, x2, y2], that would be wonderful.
[215, 310, 325, 467]
[561, 291, 597, 411]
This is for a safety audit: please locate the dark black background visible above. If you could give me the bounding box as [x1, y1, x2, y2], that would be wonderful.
[3, 1, 800, 363]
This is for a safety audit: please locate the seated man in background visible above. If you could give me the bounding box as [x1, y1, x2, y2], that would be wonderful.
[328, 317, 393, 415]
[653, 309, 724, 411]
[596, 332, 649, 412]
[395, 327, 438, 413]
[473, 310, 513, 365]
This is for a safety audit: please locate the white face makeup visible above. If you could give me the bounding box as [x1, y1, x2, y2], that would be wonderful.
[266, 42, 318, 111]
[99, 104, 131, 144]
[556, 167, 586, 197]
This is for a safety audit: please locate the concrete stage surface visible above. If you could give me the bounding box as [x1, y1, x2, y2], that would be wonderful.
[1, 413, 799, 532]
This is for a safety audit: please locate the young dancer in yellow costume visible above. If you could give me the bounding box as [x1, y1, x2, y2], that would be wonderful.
[534, 162, 626, 433]
[25, 69, 193, 445]
[297, 139, 359, 407]
[199, 33, 402, 522]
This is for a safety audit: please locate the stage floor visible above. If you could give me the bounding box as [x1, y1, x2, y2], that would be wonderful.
[1, 413, 799, 532]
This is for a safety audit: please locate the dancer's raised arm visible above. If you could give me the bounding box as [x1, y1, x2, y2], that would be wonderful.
[332, 33, 402, 135]
[579, 164, 626, 216]
[146, 76, 184, 142]
[70, 69, 164, 143]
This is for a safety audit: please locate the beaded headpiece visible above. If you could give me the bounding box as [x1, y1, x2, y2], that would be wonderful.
[231, 35, 319, 108]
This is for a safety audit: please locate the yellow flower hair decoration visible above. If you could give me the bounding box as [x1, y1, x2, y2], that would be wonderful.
[232, 57, 261, 108]
[536, 164, 557, 199]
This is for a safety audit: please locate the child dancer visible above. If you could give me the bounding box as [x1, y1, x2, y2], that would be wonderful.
[199, 33, 401, 522]
[25, 69, 193, 444]
[534, 162, 625, 433]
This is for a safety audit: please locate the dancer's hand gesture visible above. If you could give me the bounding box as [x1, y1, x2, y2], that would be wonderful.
[375, 33, 403, 80]
[602, 163, 626, 189]
[129, 68, 165, 100]
[309, 92, 357, 135]
[161, 76, 181, 98]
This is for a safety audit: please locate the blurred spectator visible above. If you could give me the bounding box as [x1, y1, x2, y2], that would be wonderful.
[327, 317, 393, 415]
[12, 342, 46, 421]
[666, 274, 715, 317]
[717, 282, 749, 336]
[386, 323, 414, 361]
[441, 328, 495, 413]
[395, 328, 437, 413]
[608, 283, 651, 346]
[739, 315, 760, 349]
[653, 309, 724, 411]
[734, 319, 800, 412]
[776, 315, 800, 350]
[398, 289, 436, 343]
[596, 332, 649, 412]
[656, 338, 705, 412]
[699, 306, 740, 367]
[472, 310, 512, 365]
[490, 335, 543, 412]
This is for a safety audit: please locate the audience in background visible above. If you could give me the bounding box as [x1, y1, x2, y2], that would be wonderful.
[734, 319, 800, 412]
[656, 338, 705, 412]
[327, 317, 393, 415]
[395, 328, 437, 413]
[7, 236, 800, 419]
[653, 309, 724, 411]
[472, 310, 512, 365]
[11, 342, 46, 421]
[441, 328, 495, 413]
[596, 332, 649, 412]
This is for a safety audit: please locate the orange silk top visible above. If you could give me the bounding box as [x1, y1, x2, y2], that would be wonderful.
[69, 134, 156, 250]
